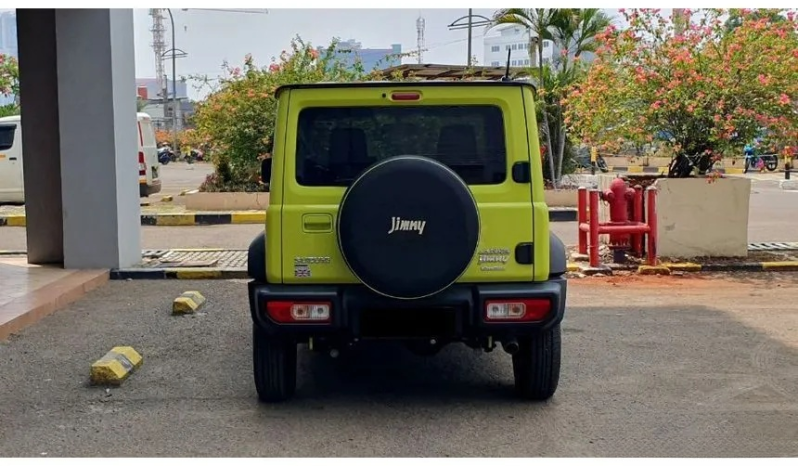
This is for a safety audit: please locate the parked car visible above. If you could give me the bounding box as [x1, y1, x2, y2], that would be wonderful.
[0, 113, 161, 203]
[246, 81, 569, 403]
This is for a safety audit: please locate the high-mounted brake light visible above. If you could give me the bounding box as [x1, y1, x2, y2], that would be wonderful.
[484, 299, 551, 322]
[391, 92, 421, 101]
[138, 151, 147, 176]
[266, 301, 332, 323]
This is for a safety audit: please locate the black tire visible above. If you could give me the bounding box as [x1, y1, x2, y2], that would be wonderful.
[512, 325, 562, 401]
[596, 157, 609, 173]
[337, 155, 480, 300]
[744, 158, 751, 174]
[766, 157, 778, 172]
[253, 325, 297, 402]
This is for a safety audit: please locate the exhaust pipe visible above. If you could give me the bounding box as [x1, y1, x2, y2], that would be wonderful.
[502, 339, 520, 355]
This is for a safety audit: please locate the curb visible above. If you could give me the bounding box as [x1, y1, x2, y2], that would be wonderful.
[607, 166, 745, 175]
[108, 260, 798, 280]
[110, 268, 249, 280]
[2, 209, 579, 227]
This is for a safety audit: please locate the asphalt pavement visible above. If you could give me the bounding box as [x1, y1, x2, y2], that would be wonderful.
[1, 273, 797, 456]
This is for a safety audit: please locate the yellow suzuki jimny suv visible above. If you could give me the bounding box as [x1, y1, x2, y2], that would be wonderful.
[247, 80, 568, 402]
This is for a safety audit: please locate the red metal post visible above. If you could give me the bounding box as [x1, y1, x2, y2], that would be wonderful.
[632, 185, 643, 255]
[589, 190, 600, 267]
[577, 187, 588, 255]
[646, 186, 658, 266]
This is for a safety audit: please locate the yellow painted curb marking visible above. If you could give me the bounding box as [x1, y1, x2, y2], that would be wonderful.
[638, 265, 671, 276]
[627, 166, 644, 173]
[566, 263, 579, 272]
[5, 215, 26, 227]
[174, 269, 223, 280]
[725, 168, 745, 175]
[761, 262, 798, 271]
[173, 290, 207, 314]
[90, 346, 143, 386]
[662, 262, 703, 272]
[231, 212, 266, 224]
[156, 214, 196, 226]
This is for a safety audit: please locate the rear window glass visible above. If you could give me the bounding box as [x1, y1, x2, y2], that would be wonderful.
[0, 124, 16, 151]
[140, 120, 157, 147]
[295, 105, 507, 186]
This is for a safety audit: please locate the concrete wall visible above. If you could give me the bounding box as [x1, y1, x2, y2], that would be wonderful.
[655, 177, 751, 258]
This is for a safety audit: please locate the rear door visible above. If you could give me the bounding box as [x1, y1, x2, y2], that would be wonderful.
[138, 115, 160, 185]
[280, 85, 534, 284]
[0, 122, 23, 202]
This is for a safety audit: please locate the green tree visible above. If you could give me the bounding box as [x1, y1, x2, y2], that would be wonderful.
[490, 8, 559, 183]
[491, 9, 611, 183]
[566, 9, 798, 166]
[190, 36, 379, 191]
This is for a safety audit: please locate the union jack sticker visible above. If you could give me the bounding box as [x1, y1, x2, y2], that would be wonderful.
[294, 265, 311, 278]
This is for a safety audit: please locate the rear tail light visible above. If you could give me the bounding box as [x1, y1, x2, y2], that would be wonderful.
[390, 91, 421, 101]
[266, 301, 331, 324]
[138, 151, 146, 176]
[485, 299, 551, 322]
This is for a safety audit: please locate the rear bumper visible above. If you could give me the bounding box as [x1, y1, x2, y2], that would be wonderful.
[248, 278, 567, 340]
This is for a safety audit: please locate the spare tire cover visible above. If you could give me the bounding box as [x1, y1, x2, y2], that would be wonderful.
[337, 155, 480, 299]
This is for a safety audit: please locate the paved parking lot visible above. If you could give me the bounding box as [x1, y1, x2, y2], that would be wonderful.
[1, 274, 796, 457]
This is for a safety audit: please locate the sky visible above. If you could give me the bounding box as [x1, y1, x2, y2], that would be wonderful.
[133, 8, 632, 100]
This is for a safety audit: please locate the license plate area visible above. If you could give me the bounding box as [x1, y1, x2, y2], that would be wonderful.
[358, 307, 461, 339]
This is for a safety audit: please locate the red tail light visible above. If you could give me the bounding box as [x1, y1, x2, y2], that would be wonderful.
[391, 92, 421, 101]
[266, 301, 332, 324]
[138, 151, 146, 176]
[484, 299, 551, 322]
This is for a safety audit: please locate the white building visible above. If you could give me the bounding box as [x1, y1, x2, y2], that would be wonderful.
[483, 25, 554, 68]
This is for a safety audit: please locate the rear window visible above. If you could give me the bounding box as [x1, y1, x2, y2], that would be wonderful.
[295, 105, 507, 186]
[0, 124, 16, 151]
[139, 119, 157, 147]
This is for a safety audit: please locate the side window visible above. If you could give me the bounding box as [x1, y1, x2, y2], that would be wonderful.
[491, 45, 500, 52]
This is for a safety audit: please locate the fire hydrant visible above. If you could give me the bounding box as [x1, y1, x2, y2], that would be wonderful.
[601, 178, 636, 262]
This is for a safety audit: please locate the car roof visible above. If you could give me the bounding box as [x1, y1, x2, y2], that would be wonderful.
[275, 80, 536, 98]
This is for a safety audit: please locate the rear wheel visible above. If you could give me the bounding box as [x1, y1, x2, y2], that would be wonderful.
[743, 158, 751, 174]
[253, 325, 297, 402]
[512, 325, 561, 401]
[766, 157, 778, 172]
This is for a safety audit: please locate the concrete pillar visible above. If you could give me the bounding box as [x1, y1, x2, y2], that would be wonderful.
[16, 10, 63, 264]
[17, 9, 141, 268]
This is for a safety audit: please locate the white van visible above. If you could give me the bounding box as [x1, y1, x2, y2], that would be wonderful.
[137, 112, 162, 197]
[0, 115, 24, 204]
[0, 113, 161, 203]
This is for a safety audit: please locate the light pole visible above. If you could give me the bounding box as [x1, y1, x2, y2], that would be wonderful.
[164, 8, 181, 154]
[448, 9, 491, 67]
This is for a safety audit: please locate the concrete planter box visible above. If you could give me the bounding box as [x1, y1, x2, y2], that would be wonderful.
[595, 175, 751, 258]
[184, 192, 270, 211]
[544, 189, 578, 207]
[654, 177, 750, 258]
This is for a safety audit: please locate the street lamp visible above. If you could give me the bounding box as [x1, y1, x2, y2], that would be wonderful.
[448, 9, 492, 67]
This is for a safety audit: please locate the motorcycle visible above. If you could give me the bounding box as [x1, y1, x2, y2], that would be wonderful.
[157, 146, 173, 165]
[743, 146, 778, 173]
[574, 148, 609, 173]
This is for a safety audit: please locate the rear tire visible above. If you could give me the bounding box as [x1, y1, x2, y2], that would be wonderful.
[512, 325, 561, 401]
[253, 325, 297, 402]
[744, 158, 751, 174]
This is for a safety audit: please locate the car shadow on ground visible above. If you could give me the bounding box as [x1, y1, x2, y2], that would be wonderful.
[1, 280, 797, 456]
